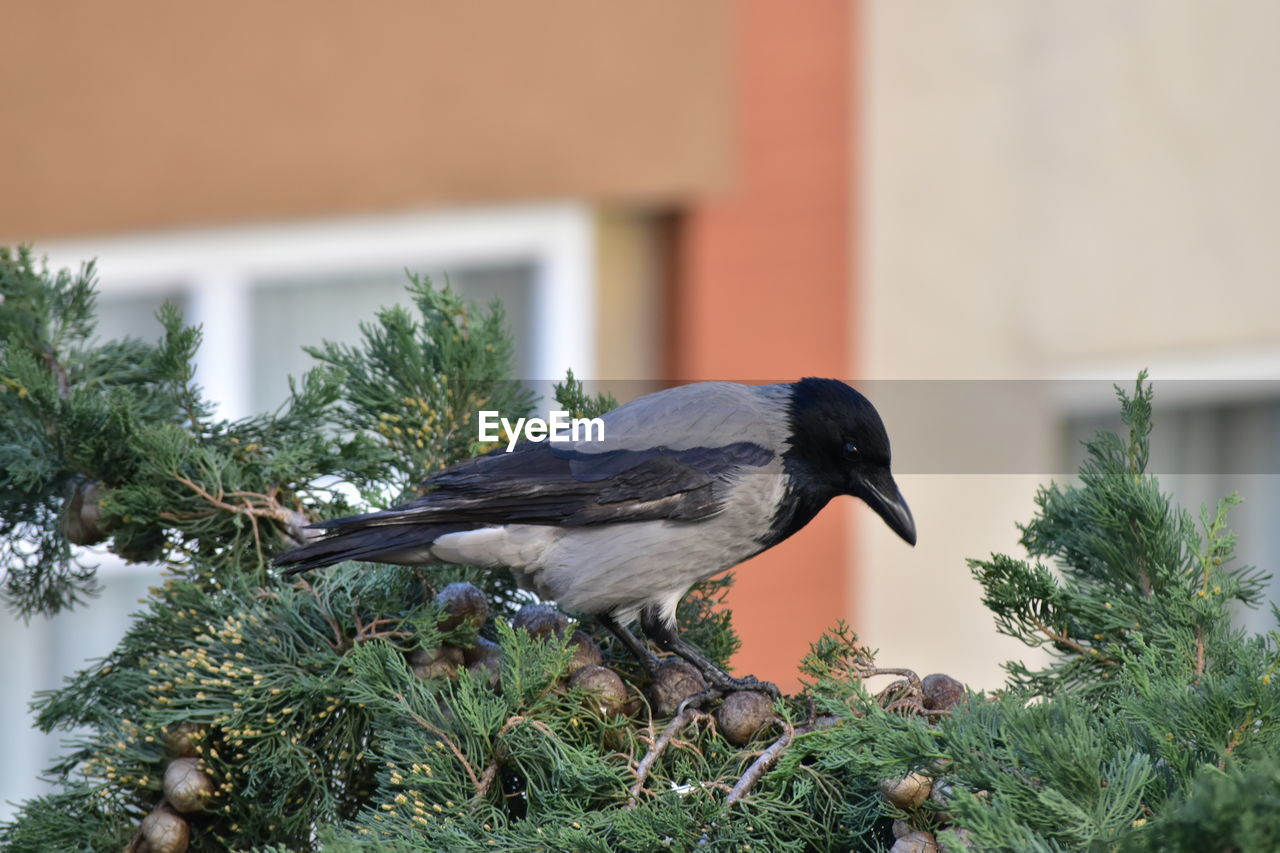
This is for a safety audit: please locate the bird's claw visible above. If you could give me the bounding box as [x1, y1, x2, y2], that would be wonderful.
[672, 675, 780, 716]
[701, 670, 781, 700]
[725, 675, 781, 700]
[675, 687, 725, 715]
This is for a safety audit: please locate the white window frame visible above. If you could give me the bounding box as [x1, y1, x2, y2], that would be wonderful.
[1051, 349, 1280, 415]
[39, 202, 596, 578]
[7, 204, 601, 819]
[41, 202, 597, 421]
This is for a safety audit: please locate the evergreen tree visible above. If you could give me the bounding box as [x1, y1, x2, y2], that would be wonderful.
[1, 248, 1277, 851]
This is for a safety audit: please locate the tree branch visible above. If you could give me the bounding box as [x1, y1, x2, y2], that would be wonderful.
[398, 694, 483, 795]
[627, 707, 707, 808]
[726, 718, 794, 805]
[1028, 614, 1118, 665]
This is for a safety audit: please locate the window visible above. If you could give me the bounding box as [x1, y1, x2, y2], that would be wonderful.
[1063, 391, 1280, 634]
[1, 203, 597, 819]
[41, 203, 596, 418]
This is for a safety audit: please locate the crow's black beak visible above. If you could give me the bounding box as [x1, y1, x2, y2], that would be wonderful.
[856, 473, 916, 546]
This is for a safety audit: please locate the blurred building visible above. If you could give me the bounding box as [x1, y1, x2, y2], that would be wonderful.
[4, 0, 1280, 817]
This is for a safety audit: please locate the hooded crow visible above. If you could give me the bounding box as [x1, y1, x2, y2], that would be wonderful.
[275, 377, 915, 696]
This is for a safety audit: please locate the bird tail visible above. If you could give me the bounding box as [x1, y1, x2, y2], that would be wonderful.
[273, 521, 480, 576]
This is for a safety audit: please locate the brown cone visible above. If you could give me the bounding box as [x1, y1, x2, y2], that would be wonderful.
[566, 630, 603, 676]
[62, 481, 108, 546]
[163, 757, 214, 814]
[464, 637, 503, 688]
[922, 673, 966, 711]
[164, 722, 203, 759]
[879, 772, 933, 810]
[511, 603, 569, 639]
[568, 664, 628, 717]
[889, 830, 939, 853]
[435, 582, 489, 632]
[715, 690, 776, 746]
[648, 660, 707, 717]
[406, 645, 465, 680]
[138, 804, 190, 853]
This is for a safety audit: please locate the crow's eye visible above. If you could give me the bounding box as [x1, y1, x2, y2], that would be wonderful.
[842, 440, 859, 461]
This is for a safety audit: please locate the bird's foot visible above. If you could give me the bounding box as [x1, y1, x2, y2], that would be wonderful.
[675, 687, 723, 715]
[678, 656, 781, 700]
[672, 675, 780, 715]
[636, 652, 663, 678]
[704, 671, 781, 701]
[637, 611, 782, 700]
[599, 613, 663, 676]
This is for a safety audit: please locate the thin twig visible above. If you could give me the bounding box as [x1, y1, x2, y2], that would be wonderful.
[476, 715, 561, 798]
[246, 497, 265, 566]
[793, 714, 842, 736]
[852, 666, 924, 690]
[1195, 627, 1206, 677]
[398, 694, 482, 795]
[350, 603, 412, 645]
[41, 349, 69, 398]
[1029, 615, 1119, 665]
[476, 762, 498, 799]
[171, 474, 303, 535]
[726, 718, 794, 805]
[497, 714, 558, 740]
[627, 707, 706, 808]
[1222, 710, 1258, 767]
[295, 577, 344, 652]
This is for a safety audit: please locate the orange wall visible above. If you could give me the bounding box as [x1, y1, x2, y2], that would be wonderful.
[6, 0, 858, 690]
[1, 1, 731, 241]
[669, 0, 855, 690]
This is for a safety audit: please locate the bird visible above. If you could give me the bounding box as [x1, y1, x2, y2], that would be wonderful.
[275, 377, 915, 697]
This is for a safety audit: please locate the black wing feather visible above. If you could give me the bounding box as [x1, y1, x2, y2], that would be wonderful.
[311, 440, 773, 531]
[276, 522, 480, 575]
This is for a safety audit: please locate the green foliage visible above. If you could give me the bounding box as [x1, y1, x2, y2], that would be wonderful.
[1, 247, 177, 616]
[552, 367, 618, 421]
[973, 372, 1269, 697]
[951, 374, 1280, 849]
[319, 622, 841, 852]
[2, 256, 1278, 852]
[305, 274, 534, 502]
[1121, 759, 1280, 852]
[967, 371, 1269, 696]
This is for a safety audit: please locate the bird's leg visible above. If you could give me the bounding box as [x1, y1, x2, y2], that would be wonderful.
[598, 612, 661, 676]
[639, 609, 780, 700]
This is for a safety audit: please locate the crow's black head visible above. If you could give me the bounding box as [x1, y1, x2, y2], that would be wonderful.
[784, 377, 916, 545]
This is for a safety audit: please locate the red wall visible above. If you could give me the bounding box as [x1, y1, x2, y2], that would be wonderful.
[669, 0, 856, 690]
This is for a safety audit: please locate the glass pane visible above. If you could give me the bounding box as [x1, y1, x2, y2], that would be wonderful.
[1063, 399, 1280, 633]
[92, 288, 188, 346]
[0, 564, 164, 822]
[248, 265, 534, 415]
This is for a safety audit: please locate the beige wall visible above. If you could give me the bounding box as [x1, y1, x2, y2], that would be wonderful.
[859, 0, 1280, 688]
[594, 210, 669, 381]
